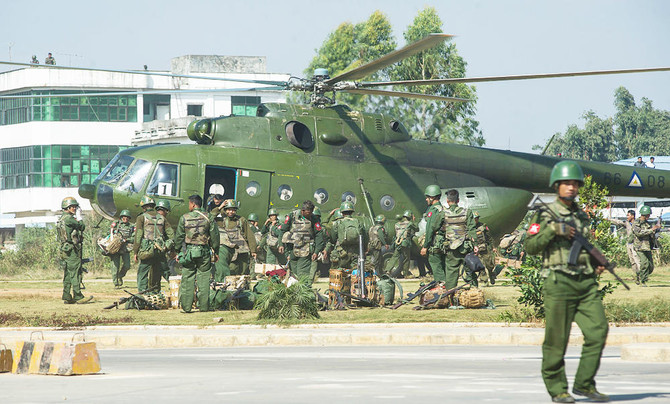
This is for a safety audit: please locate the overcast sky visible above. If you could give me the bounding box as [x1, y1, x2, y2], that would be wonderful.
[2, 0, 669, 154]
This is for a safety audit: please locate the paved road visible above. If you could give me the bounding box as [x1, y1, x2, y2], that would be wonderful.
[3, 345, 670, 403]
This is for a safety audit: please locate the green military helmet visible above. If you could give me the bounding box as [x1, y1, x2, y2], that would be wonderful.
[248, 213, 258, 222]
[333, 210, 344, 220]
[140, 195, 156, 207]
[340, 201, 354, 213]
[549, 160, 584, 187]
[156, 200, 171, 212]
[223, 199, 238, 209]
[424, 184, 441, 197]
[312, 206, 322, 217]
[61, 196, 79, 209]
[640, 205, 652, 216]
[473, 211, 480, 218]
[402, 209, 413, 219]
[375, 214, 385, 224]
[268, 208, 278, 216]
[119, 209, 132, 218]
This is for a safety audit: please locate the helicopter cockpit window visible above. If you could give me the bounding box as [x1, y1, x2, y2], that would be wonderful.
[98, 154, 134, 184]
[380, 195, 395, 211]
[314, 188, 328, 204]
[246, 181, 261, 197]
[342, 191, 356, 205]
[147, 162, 179, 197]
[277, 184, 293, 201]
[117, 159, 152, 194]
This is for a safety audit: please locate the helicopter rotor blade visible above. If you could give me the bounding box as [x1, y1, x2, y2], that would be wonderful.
[342, 88, 469, 102]
[0, 86, 286, 99]
[0, 61, 289, 87]
[325, 33, 452, 85]
[360, 66, 670, 87]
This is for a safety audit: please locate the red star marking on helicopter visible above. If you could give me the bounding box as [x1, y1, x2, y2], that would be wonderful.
[528, 223, 541, 235]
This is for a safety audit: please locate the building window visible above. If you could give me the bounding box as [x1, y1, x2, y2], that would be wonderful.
[0, 91, 138, 126]
[187, 104, 203, 116]
[0, 145, 128, 190]
[231, 96, 261, 116]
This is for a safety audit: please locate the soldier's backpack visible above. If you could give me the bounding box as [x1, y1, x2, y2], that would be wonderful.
[499, 232, 519, 250]
[378, 274, 403, 306]
[456, 287, 486, 309]
[338, 217, 361, 247]
[464, 253, 485, 273]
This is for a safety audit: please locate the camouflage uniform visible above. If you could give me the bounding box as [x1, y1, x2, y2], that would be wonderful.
[211, 207, 257, 281]
[474, 220, 495, 285]
[109, 219, 134, 287]
[280, 210, 325, 286]
[174, 207, 219, 312]
[632, 217, 655, 285]
[261, 220, 287, 265]
[57, 210, 85, 303]
[330, 215, 367, 270]
[45, 55, 56, 65]
[368, 222, 389, 276]
[133, 208, 174, 292]
[385, 218, 417, 278]
[525, 199, 608, 400]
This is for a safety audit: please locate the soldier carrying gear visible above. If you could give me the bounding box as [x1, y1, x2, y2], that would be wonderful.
[247, 212, 263, 259]
[155, 200, 175, 282]
[211, 199, 258, 281]
[108, 209, 135, 288]
[57, 197, 92, 304]
[174, 194, 219, 313]
[385, 209, 417, 278]
[329, 201, 367, 271]
[368, 214, 389, 276]
[261, 208, 287, 265]
[633, 205, 661, 286]
[473, 211, 497, 285]
[279, 200, 325, 286]
[133, 195, 174, 293]
[525, 160, 610, 403]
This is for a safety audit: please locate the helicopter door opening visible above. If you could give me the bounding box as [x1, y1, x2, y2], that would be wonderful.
[204, 166, 237, 203]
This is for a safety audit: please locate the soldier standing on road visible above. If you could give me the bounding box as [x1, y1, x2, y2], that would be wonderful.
[57, 197, 92, 304]
[329, 201, 367, 270]
[133, 195, 173, 293]
[473, 211, 497, 286]
[279, 200, 325, 286]
[368, 215, 389, 276]
[174, 195, 219, 313]
[109, 209, 134, 288]
[632, 205, 661, 287]
[261, 208, 286, 265]
[156, 200, 175, 282]
[211, 200, 257, 281]
[385, 210, 417, 278]
[525, 161, 609, 403]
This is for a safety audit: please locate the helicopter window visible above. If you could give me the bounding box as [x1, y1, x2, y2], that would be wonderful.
[314, 188, 329, 204]
[380, 195, 395, 211]
[285, 121, 314, 150]
[147, 162, 179, 197]
[342, 191, 356, 205]
[246, 181, 261, 197]
[277, 184, 293, 201]
[117, 159, 152, 194]
[98, 154, 134, 184]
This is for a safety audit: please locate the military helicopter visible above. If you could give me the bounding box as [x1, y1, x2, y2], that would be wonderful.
[4, 34, 670, 239]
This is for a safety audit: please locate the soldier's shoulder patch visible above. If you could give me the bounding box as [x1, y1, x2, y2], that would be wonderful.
[111, 222, 116, 227]
[528, 223, 541, 235]
[284, 215, 290, 224]
[315, 223, 322, 231]
[427, 211, 433, 218]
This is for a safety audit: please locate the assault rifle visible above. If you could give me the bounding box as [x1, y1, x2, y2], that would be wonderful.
[652, 210, 664, 250]
[80, 258, 92, 289]
[415, 283, 468, 309]
[357, 234, 366, 299]
[336, 290, 378, 307]
[103, 285, 158, 310]
[528, 197, 630, 290]
[390, 280, 438, 310]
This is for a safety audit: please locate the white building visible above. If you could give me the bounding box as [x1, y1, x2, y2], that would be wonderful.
[0, 56, 288, 231]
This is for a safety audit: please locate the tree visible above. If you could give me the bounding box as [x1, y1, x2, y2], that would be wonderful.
[537, 111, 615, 162]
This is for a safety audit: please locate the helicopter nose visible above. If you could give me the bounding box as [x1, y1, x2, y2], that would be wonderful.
[78, 183, 96, 200]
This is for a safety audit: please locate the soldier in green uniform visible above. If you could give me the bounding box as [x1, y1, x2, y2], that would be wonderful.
[45, 52, 55, 65]
[57, 197, 92, 304]
[473, 211, 497, 286]
[309, 206, 328, 283]
[385, 210, 417, 278]
[261, 208, 287, 265]
[329, 201, 367, 270]
[174, 194, 219, 313]
[279, 200, 325, 286]
[632, 205, 661, 286]
[421, 186, 475, 288]
[211, 200, 257, 281]
[247, 212, 263, 266]
[156, 200, 175, 282]
[525, 161, 609, 403]
[108, 209, 134, 288]
[133, 195, 173, 292]
[368, 215, 389, 276]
